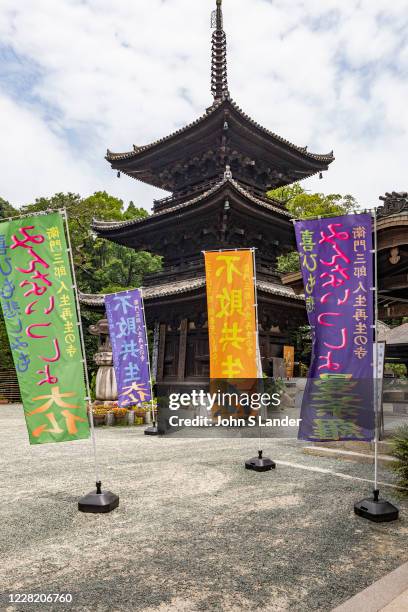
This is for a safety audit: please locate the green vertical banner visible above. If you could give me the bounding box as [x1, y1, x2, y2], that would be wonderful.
[0, 212, 90, 444]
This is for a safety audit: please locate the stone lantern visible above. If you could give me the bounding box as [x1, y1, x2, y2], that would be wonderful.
[89, 318, 117, 406]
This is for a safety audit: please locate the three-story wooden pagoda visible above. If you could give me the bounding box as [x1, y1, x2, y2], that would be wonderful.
[81, 0, 334, 390]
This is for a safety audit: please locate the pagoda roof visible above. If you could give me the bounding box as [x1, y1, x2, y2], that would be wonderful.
[92, 176, 291, 246]
[105, 1, 334, 193]
[106, 98, 334, 192]
[79, 277, 303, 310]
[106, 96, 333, 165]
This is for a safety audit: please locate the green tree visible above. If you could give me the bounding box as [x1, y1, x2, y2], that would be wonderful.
[0, 197, 17, 220]
[276, 251, 300, 274]
[267, 183, 304, 205]
[21, 191, 161, 294]
[268, 183, 358, 219]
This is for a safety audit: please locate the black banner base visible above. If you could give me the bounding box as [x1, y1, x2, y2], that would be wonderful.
[144, 424, 160, 436]
[245, 450, 276, 472]
[78, 482, 119, 513]
[354, 490, 399, 523]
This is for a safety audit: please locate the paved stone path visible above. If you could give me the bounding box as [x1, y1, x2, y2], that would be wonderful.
[0, 405, 407, 611]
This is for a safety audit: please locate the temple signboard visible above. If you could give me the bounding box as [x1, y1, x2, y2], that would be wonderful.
[294, 214, 375, 441]
[0, 213, 89, 445]
[204, 250, 258, 379]
[105, 289, 152, 408]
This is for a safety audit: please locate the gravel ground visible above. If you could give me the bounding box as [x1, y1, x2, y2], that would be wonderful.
[0, 405, 407, 612]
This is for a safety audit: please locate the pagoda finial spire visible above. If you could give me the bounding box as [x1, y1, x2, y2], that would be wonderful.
[211, 0, 229, 101]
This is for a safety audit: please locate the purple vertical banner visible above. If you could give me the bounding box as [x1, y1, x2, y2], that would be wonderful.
[294, 213, 374, 441]
[105, 289, 152, 408]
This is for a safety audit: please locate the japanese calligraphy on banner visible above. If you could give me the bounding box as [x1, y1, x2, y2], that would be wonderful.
[283, 346, 295, 378]
[204, 250, 258, 379]
[294, 213, 374, 441]
[105, 289, 152, 408]
[0, 213, 89, 445]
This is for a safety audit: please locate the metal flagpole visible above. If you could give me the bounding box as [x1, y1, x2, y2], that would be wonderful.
[244, 248, 275, 472]
[61, 208, 100, 484]
[291, 210, 363, 223]
[202, 247, 274, 471]
[252, 248, 262, 454]
[140, 288, 159, 435]
[202, 247, 256, 253]
[62, 208, 119, 512]
[353, 208, 398, 521]
[5, 208, 59, 222]
[252, 248, 262, 381]
[373, 209, 379, 493]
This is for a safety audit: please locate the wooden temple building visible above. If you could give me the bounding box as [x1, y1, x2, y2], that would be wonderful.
[80, 0, 334, 390]
[377, 191, 408, 322]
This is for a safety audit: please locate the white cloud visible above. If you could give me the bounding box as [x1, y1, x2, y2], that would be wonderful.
[0, 93, 90, 203]
[0, 0, 407, 210]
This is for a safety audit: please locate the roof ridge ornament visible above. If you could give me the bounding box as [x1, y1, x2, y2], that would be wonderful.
[211, 0, 229, 101]
[224, 164, 232, 179]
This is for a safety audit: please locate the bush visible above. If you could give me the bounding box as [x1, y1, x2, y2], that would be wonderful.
[385, 363, 407, 378]
[390, 425, 408, 492]
[276, 251, 300, 274]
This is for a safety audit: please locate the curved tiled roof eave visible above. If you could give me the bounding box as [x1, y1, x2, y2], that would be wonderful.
[227, 99, 334, 163]
[92, 177, 292, 234]
[105, 96, 334, 165]
[106, 98, 225, 162]
[79, 279, 206, 307]
[79, 277, 303, 307]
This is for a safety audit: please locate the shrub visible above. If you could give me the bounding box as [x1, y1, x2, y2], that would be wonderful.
[390, 425, 408, 492]
[385, 363, 407, 378]
[276, 251, 300, 274]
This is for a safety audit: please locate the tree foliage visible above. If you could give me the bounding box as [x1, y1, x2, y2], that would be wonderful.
[19, 191, 162, 294]
[276, 251, 300, 274]
[0, 197, 18, 220]
[268, 183, 358, 219]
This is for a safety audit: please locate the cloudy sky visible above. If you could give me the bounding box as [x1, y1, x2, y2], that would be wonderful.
[1, 0, 407, 211]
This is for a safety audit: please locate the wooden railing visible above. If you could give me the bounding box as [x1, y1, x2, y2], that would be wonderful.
[0, 368, 21, 403]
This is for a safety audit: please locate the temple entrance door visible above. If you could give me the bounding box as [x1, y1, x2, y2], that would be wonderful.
[185, 328, 209, 380]
[259, 331, 284, 376]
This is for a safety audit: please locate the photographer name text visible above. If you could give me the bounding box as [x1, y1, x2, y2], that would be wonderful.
[168, 415, 302, 428]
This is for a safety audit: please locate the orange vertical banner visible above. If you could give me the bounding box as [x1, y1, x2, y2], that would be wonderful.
[283, 345, 295, 378]
[204, 250, 258, 379]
